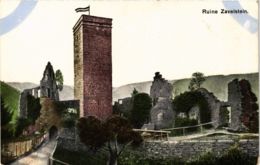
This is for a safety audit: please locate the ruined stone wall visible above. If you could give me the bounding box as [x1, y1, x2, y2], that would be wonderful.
[40, 62, 59, 101]
[141, 139, 258, 160]
[197, 88, 222, 128]
[57, 128, 258, 160]
[73, 15, 112, 120]
[19, 87, 40, 118]
[150, 98, 174, 129]
[57, 127, 87, 152]
[150, 72, 174, 129]
[150, 72, 173, 102]
[228, 79, 243, 131]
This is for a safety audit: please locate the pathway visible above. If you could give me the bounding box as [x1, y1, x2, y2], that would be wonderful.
[10, 140, 57, 165]
[168, 129, 259, 141]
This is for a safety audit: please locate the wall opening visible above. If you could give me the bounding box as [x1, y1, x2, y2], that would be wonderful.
[49, 126, 58, 140]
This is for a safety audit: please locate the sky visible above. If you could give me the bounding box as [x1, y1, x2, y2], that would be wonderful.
[0, 0, 258, 87]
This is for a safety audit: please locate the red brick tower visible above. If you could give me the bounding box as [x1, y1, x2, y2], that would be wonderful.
[73, 15, 112, 120]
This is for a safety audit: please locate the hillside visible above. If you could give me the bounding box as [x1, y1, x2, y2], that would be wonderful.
[0, 81, 20, 123]
[113, 73, 259, 102]
[6, 72, 259, 103]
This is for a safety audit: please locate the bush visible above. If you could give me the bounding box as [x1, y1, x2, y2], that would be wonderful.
[130, 93, 152, 128]
[119, 150, 184, 165]
[173, 91, 211, 124]
[216, 144, 257, 165]
[171, 117, 198, 136]
[27, 95, 41, 123]
[15, 118, 31, 137]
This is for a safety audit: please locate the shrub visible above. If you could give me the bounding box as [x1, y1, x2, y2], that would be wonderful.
[173, 91, 211, 124]
[171, 117, 198, 136]
[130, 93, 152, 128]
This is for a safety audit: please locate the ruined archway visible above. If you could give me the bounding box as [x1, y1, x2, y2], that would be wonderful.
[49, 126, 58, 140]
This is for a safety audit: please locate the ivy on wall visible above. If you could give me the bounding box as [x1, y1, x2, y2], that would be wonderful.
[172, 90, 211, 124]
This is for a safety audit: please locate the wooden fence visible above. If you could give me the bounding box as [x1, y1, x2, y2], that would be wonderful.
[162, 121, 217, 136]
[1, 134, 47, 164]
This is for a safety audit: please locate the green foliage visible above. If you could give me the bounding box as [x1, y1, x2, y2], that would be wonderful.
[77, 116, 142, 150]
[1, 98, 13, 126]
[216, 144, 257, 165]
[171, 117, 198, 136]
[173, 91, 211, 124]
[174, 117, 198, 127]
[120, 150, 184, 165]
[15, 118, 31, 137]
[188, 152, 216, 165]
[1, 98, 15, 139]
[188, 72, 206, 91]
[119, 150, 184, 165]
[130, 93, 152, 128]
[62, 108, 78, 128]
[1, 82, 20, 138]
[0, 81, 20, 124]
[53, 147, 106, 165]
[112, 101, 120, 115]
[77, 116, 105, 150]
[55, 69, 64, 91]
[172, 73, 258, 106]
[27, 95, 41, 124]
[131, 88, 139, 97]
[77, 115, 143, 165]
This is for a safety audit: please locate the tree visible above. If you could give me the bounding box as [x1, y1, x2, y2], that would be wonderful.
[77, 115, 142, 165]
[1, 98, 15, 139]
[55, 69, 64, 91]
[130, 93, 152, 128]
[131, 88, 139, 97]
[188, 72, 206, 91]
[27, 95, 41, 123]
[1, 98, 12, 126]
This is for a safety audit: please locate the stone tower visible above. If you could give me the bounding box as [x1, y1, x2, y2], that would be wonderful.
[73, 15, 112, 120]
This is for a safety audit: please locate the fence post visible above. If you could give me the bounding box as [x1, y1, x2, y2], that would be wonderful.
[200, 125, 203, 133]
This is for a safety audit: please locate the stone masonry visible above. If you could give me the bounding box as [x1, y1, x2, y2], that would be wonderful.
[57, 127, 258, 161]
[73, 15, 112, 120]
[141, 139, 258, 160]
[150, 72, 174, 129]
[19, 62, 59, 118]
[197, 88, 229, 128]
[40, 62, 59, 101]
[227, 79, 259, 132]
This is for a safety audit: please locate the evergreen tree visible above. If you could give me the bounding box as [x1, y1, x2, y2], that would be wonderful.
[130, 93, 152, 128]
[55, 69, 64, 91]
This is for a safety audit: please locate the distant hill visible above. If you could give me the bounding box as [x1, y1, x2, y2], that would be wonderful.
[0, 81, 20, 123]
[7, 82, 74, 101]
[6, 72, 259, 103]
[113, 73, 259, 102]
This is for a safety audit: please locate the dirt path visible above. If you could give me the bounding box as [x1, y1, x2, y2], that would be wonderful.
[10, 140, 57, 165]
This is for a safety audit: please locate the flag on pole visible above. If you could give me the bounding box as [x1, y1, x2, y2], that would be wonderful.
[75, 6, 90, 14]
